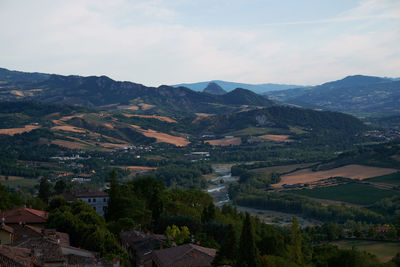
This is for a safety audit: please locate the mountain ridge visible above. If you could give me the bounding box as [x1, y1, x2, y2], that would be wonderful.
[265, 75, 400, 116]
[0, 67, 274, 114]
[172, 80, 305, 94]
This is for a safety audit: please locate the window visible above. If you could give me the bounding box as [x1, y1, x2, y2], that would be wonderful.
[93, 207, 96, 211]
[103, 198, 106, 202]
[93, 198, 96, 203]
[88, 198, 91, 203]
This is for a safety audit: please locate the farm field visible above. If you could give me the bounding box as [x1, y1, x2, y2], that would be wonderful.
[273, 164, 398, 188]
[0, 175, 38, 189]
[0, 125, 40, 135]
[290, 183, 400, 205]
[51, 125, 87, 133]
[250, 163, 317, 175]
[205, 137, 242, 146]
[331, 240, 400, 262]
[122, 113, 177, 123]
[366, 172, 400, 185]
[258, 134, 292, 142]
[226, 127, 286, 136]
[138, 128, 190, 146]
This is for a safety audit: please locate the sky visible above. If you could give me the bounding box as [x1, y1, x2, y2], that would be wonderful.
[0, 0, 399, 86]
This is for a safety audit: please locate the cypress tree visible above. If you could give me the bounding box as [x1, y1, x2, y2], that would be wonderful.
[38, 177, 51, 203]
[213, 224, 238, 266]
[105, 170, 119, 221]
[237, 212, 261, 267]
[290, 216, 303, 265]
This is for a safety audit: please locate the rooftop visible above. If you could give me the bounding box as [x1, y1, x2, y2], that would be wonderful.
[74, 190, 109, 198]
[152, 243, 216, 267]
[0, 223, 14, 233]
[0, 207, 48, 224]
[0, 245, 37, 266]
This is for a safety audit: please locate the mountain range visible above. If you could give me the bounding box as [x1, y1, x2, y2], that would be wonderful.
[1, 67, 399, 118]
[0, 68, 273, 114]
[172, 80, 304, 94]
[265, 75, 400, 117]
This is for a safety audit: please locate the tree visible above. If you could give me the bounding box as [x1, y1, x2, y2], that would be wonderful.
[213, 224, 237, 266]
[237, 212, 261, 267]
[201, 203, 216, 223]
[38, 177, 51, 203]
[165, 225, 190, 245]
[289, 216, 303, 265]
[150, 186, 164, 226]
[54, 180, 66, 194]
[105, 170, 119, 221]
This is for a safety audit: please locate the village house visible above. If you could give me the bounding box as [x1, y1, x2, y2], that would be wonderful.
[0, 245, 41, 267]
[74, 190, 109, 216]
[12, 224, 70, 245]
[151, 243, 216, 267]
[120, 230, 166, 267]
[10, 236, 108, 267]
[55, 190, 109, 216]
[0, 207, 49, 228]
[0, 220, 14, 245]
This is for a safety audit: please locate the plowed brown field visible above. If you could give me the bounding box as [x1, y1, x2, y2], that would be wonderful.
[205, 137, 242, 146]
[273, 164, 398, 188]
[0, 125, 40, 135]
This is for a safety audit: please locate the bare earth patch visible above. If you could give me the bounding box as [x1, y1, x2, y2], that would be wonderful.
[206, 137, 242, 146]
[51, 125, 87, 133]
[59, 114, 85, 121]
[10, 90, 24, 97]
[137, 128, 190, 146]
[126, 105, 139, 110]
[0, 125, 40, 135]
[138, 103, 155, 110]
[273, 164, 398, 188]
[259, 134, 292, 142]
[123, 113, 177, 123]
[103, 123, 114, 129]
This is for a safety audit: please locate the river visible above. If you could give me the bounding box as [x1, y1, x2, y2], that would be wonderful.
[205, 163, 320, 227]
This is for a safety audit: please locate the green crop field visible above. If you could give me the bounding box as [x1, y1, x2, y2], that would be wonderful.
[0, 176, 39, 190]
[331, 240, 400, 262]
[366, 172, 400, 185]
[290, 183, 400, 205]
[225, 127, 289, 136]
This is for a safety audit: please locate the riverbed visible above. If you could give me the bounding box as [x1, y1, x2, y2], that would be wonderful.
[205, 163, 320, 227]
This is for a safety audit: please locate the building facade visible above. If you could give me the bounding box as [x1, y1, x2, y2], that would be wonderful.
[74, 191, 109, 216]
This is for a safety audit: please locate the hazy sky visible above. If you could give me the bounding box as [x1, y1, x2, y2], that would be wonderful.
[1, 0, 399, 86]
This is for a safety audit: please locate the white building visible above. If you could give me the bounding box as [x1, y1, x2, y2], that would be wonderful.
[74, 191, 109, 216]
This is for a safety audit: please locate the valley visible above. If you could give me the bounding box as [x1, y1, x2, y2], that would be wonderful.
[0, 68, 399, 266]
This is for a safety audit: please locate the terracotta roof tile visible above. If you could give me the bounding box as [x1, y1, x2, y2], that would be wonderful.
[152, 244, 216, 267]
[0, 245, 33, 266]
[0, 223, 14, 233]
[0, 207, 48, 224]
[12, 237, 65, 263]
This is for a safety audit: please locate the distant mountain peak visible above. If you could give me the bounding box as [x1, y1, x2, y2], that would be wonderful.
[322, 75, 389, 88]
[203, 82, 226, 95]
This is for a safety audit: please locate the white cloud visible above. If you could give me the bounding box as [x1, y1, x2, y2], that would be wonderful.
[0, 0, 399, 86]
